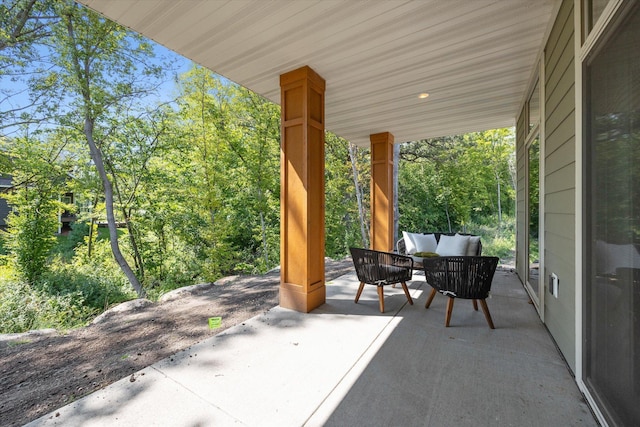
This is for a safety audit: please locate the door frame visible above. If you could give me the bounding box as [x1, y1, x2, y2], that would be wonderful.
[524, 63, 546, 318]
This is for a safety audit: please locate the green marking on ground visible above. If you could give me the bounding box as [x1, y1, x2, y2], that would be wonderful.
[208, 317, 222, 329]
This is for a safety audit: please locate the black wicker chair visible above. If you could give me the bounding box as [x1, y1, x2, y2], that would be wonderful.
[423, 256, 499, 328]
[349, 247, 414, 313]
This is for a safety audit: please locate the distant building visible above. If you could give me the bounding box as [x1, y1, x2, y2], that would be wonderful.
[0, 176, 12, 228]
[0, 175, 76, 234]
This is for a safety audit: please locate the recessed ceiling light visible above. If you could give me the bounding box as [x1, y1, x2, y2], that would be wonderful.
[418, 93, 429, 99]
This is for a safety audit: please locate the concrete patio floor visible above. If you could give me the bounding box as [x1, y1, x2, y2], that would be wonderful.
[27, 268, 598, 426]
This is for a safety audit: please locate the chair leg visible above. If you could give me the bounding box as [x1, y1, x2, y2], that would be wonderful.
[472, 299, 478, 311]
[445, 297, 455, 327]
[425, 288, 437, 308]
[355, 282, 365, 303]
[400, 282, 413, 305]
[377, 286, 385, 313]
[479, 299, 495, 329]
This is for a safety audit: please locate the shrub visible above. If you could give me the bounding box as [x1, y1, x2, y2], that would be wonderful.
[53, 221, 90, 260]
[39, 262, 134, 312]
[0, 276, 96, 333]
[5, 189, 59, 284]
[465, 215, 516, 264]
[0, 237, 137, 334]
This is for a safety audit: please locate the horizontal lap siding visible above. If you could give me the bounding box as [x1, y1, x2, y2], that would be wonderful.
[546, 107, 575, 155]
[546, 142, 575, 177]
[543, 0, 576, 372]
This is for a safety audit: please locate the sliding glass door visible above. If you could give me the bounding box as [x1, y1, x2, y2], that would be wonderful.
[584, 3, 640, 425]
[525, 75, 541, 308]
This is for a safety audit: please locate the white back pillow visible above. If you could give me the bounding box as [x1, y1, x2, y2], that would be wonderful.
[402, 231, 420, 254]
[462, 235, 481, 256]
[402, 232, 438, 254]
[437, 234, 470, 256]
[414, 233, 438, 253]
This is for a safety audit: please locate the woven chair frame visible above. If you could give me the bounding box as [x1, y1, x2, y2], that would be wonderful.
[423, 256, 499, 328]
[349, 247, 414, 312]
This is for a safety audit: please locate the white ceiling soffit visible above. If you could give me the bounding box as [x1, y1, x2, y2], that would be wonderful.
[78, 0, 557, 146]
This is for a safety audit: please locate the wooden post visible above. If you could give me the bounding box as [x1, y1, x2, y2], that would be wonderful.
[370, 132, 395, 252]
[279, 66, 326, 312]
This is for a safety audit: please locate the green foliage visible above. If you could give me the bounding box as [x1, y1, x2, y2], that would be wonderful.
[0, 0, 59, 129]
[324, 132, 370, 257]
[5, 192, 58, 283]
[1, 135, 72, 283]
[464, 215, 516, 263]
[0, 234, 7, 257]
[167, 66, 282, 280]
[0, 271, 97, 334]
[0, 238, 135, 333]
[40, 260, 133, 312]
[53, 222, 89, 260]
[398, 129, 515, 233]
[56, 234, 133, 307]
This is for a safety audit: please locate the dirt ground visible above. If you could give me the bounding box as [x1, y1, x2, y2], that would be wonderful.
[0, 258, 354, 427]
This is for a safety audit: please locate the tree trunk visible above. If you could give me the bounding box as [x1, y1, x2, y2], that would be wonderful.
[260, 211, 268, 266]
[348, 142, 369, 248]
[123, 207, 145, 281]
[496, 170, 502, 227]
[87, 196, 98, 258]
[64, 11, 144, 297]
[84, 117, 146, 298]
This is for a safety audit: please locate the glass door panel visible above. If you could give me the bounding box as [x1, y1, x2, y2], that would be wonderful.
[527, 136, 540, 302]
[585, 3, 640, 425]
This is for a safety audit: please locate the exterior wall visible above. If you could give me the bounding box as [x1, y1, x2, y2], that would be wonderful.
[543, 0, 576, 372]
[0, 177, 11, 227]
[516, 0, 576, 372]
[0, 197, 9, 227]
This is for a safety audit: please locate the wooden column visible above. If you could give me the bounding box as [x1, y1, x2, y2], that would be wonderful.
[370, 132, 395, 251]
[279, 66, 326, 312]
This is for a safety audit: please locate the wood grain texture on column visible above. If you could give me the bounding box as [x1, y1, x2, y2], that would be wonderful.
[279, 66, 326, 312]
[370, 132, 394, 252]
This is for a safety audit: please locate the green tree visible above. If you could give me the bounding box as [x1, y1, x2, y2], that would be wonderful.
[174, 67, 237, 279]
[0, 135, 70, 283]
[40, 2, 171, 297]
[0, 0, 59, 130]
[398, 128, 515, 233]
[0, 0, 56, 51]
[224, 86, 281, 271]
[174, 67, 281, 277]
[325, 132, 370, 255]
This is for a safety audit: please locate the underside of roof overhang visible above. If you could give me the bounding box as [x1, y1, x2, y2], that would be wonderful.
[77, 0, 559, 146]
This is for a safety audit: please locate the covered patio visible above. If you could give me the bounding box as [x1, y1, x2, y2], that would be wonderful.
[27, 269, 597, 426]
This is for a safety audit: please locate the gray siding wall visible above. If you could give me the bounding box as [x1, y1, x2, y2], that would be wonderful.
[0, 197, 9, 227]
[543, 0, 576, 372]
